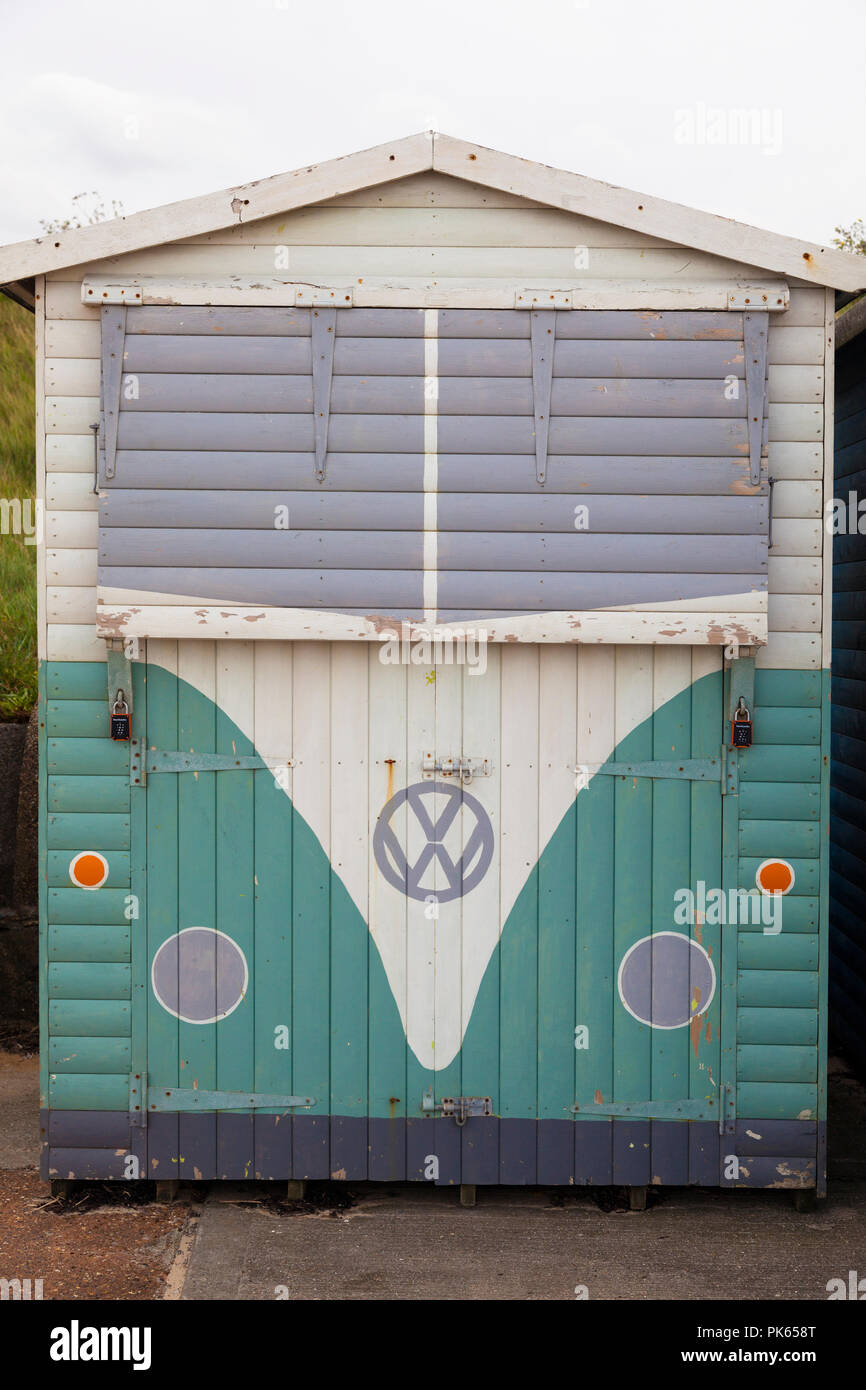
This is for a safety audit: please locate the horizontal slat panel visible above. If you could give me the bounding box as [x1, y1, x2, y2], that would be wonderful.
[737, 970, 818, 1008]
[119, 335, 752, 378]
[47, 963, 131, 998]
[754, 669, 822, 705]
[737, 934, 819, 970]
[47, 811, 130, 848]
[47, 549, 98, 585]
[49, 848, 127, 886]
[99, 567, 765, 611]
[737, 1007, 817, 1045]
[737, 1045, 817, 1083]
[738, 819, 819, 858]
[47, 889, 131, 925]
[47, 925, 131, 962]
[47, 587, 96, 622]
[120, 375, 755, 417]
[49, 999, 131, 1036]
[46, 625, 108, 662]
[47, 737, 130, 775]
[737, 897, 818, 933]
[107, 451, 761, 494]
[738, 857, 818, 895]
[61, 242, 770, 278]
[115, 412, 754, 455]
[48, 1073, 130, 1110]
[49, 1037, 131, 1072]
[45, 663, 107, 699]
[47, 776, 130, 813]
[751, 708, 821, 744]
[736, 1082, 817, 1119]
[738, 782, 820, 820]
[100, 492, 767, 535]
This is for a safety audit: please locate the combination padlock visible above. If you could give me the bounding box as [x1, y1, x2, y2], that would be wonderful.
[110, 690, 131, 741]
[731, 697, 752, 748]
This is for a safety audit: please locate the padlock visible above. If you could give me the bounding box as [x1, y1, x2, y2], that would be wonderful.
[110, 689, 130, 741]
[731, 697, 752, 748]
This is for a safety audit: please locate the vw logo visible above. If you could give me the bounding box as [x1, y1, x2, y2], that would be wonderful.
[373, 780, 495, 904]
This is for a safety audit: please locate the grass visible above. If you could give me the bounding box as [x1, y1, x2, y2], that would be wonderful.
[0, 292, 37, 719]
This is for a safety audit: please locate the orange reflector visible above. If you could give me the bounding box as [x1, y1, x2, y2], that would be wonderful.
[756, 858, 794, 895]
[69, 851, 109, 890]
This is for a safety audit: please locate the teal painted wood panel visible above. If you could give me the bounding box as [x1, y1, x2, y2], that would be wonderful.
[47, 700, 112, 738]
[575, 738, 615, 1122]
[49, 1073, 130, 1110]
[738, 934, 819, 971]
[736, 1081, 817, 1119]
[738, 857, 819, 896]
[49, 999, 131, 1036]
[751, 708, 820, 745]
[737, 896, 818, 933]
[48, 925, 131, 962]
[144, 660, 180, 1166]
[176, 657, 218, 1160]
[49, 1037, 131, 1073]
[48, 776, 130, 814]
[737, 970, 818, 1008]
[47, 738, 130, 776]
[738, 747, 821, 783]
[215, 673, 256, 1102]
[737, 1044, 817, 1084]
[47, 813, 130, 850]
[47, 850, 130, 888]
[754, 670, 821, 706]
[738, 783, 819, 821]
[737, 1007, 817, 1046]
[689, 663, 723, 1109]
[738, 820, 818, 859]
[45, 663, 108, 701]
[612, 678, 653, 1108]
[48, 888, 130, 925]
[48, 963, 131, 999]
[652, 657, 692, 1112]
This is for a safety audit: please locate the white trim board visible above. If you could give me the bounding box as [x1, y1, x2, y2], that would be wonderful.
[96, 599, 768, 647]
[2, 132, 864, 291]
[79, 274, 791, 311]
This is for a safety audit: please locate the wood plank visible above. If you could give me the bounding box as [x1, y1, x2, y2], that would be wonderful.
[499, 644, 539, 1182]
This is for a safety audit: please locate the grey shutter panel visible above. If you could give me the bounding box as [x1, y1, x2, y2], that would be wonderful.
[98, 305, 769, 627]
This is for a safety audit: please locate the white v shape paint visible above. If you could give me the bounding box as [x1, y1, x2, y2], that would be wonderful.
[150, 644, 714, 1070]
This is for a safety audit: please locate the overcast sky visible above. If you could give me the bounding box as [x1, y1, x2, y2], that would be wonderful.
[0, 0, 863, 248]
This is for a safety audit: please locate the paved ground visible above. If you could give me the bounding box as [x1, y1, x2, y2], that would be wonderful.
[179, 1059, 866, 1300]
[180, 1179, 866, 1301]
[1, 1047, 864, 1300]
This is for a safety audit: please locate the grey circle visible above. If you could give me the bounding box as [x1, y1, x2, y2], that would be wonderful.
[151, 927, 248, 1024]
[373, 779, 495, 904]
[618, 931, 716, 1029]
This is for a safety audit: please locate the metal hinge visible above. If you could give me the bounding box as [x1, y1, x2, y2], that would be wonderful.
[421, 754, 490, 783]
[574, 753, 725, 783]
[131, 1074, 315, 1125]
[130, 741, 294, 787]
[422, 1092, 493, 1124]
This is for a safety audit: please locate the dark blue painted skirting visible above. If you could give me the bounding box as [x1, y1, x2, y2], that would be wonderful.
[41, 1111, 821, 1189]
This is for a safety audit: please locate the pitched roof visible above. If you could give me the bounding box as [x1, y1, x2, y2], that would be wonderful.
[1, 131, 864, 291]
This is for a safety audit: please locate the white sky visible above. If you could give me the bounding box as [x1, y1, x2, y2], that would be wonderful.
[0, 0, 864, 247]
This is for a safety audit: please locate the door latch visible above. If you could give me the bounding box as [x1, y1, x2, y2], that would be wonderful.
[421, 1092, 493, 1125]
[421, 754, 490, 784]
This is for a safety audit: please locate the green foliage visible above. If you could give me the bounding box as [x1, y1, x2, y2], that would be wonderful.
[0, 293, 37, 719]
[833, 220, 866, 256]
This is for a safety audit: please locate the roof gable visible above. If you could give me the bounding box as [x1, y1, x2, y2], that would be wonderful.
[1, 131, 864, 292]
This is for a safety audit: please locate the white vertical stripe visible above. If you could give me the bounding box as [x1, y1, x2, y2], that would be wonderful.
[423, 309, 438, 626]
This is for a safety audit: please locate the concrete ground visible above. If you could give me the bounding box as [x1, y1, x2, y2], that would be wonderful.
[179, 1058, 866, 1300]
[2, 1049, 864, 1300]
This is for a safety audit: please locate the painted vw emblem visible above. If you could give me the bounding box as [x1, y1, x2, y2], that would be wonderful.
[373, 779, 495, 904]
